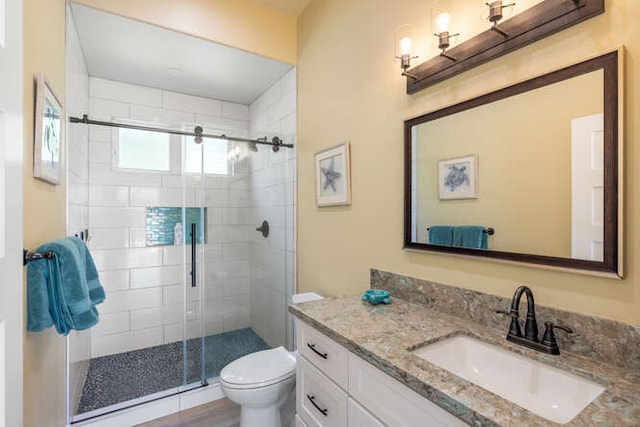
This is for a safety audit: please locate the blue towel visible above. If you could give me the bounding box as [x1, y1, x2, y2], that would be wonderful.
[452, 226, 488, 249]
[428, 226, 454, 245]
[27, 237, 105, 335]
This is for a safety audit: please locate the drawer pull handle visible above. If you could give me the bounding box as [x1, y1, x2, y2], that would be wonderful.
[307, 343, 328, 360]
[306, 394, 328, 416]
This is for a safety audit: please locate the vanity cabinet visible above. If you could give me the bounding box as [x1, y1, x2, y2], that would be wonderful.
[295, 320, 467, 427]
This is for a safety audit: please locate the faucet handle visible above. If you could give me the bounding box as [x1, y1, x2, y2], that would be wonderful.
[495, 309, 515, 317]
[546, 322, 573, 334]
[541, 321, 573, 355]
[545, 322, 573, 334]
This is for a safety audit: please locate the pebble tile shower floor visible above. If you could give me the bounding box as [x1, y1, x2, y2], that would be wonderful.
[77, 328, 270, 414]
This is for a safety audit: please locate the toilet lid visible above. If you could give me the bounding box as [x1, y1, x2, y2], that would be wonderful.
[220, 346, 296, 389]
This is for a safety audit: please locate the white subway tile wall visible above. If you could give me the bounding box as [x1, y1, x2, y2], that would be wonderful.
[248, 68, 297, 349]
[67, 7, 92, 415]
[80, 68, 297, 358]
[87, 77, 257, 358]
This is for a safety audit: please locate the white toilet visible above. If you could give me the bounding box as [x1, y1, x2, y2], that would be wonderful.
[220, 346, 296, 427]
[220, 293, 323, 427]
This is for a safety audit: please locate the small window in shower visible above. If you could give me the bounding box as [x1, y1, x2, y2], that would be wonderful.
[185, 134, 230, 175]
[115, 127, 170, 172]
[146, 207, 207, 246]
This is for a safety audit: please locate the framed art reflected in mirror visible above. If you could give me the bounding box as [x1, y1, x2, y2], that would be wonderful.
[438, 154, 478, 200]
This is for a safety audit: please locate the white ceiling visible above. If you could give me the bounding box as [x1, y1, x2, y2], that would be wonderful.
[251, 0, 314, 16]
[70, 3, 294, 105]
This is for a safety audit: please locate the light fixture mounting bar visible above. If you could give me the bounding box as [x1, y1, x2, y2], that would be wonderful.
[406, 0, 603, 94]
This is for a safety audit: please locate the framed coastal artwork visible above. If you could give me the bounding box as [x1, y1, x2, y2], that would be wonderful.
[438, 154, 478, 200]
[315, 141, 351, 207]
[33, 73, 63, 184]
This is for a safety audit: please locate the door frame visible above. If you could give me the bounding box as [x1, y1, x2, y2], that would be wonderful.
[0, 0, 24, 426]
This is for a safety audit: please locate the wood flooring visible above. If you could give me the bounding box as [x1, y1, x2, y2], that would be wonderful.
[136, 398, 240, 427]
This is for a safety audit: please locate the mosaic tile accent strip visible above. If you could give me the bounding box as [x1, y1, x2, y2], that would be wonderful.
[77, 328, 269, 414]
[371, 269, 640, 373]
[146, 207, 207, 246]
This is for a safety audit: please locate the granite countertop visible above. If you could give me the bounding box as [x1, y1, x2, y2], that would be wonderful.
[289, 296, 640, 426]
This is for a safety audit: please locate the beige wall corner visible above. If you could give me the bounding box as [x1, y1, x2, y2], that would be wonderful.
[73, 0, 297, 64]
[23, 0, 67, 425]
[296, 0, 640, 326]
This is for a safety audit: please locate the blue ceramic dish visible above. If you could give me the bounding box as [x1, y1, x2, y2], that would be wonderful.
[362, 289, 391, 305]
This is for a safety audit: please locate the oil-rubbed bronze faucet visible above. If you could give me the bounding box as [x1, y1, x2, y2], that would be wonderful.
[496, 285, 573, 355]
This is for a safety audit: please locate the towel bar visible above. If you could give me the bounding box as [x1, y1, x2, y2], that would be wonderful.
[23, 249, 55, 266]
[74, 228, 89, 242]
[23, 231, 88, 266]
[427, 227, 495, 236]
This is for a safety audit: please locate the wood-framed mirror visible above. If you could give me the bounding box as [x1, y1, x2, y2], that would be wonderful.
[404, 49, 622, 277]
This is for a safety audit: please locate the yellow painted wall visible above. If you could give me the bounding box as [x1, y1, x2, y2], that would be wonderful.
[73, 0, 297, 64]
[416, 70, 603, 258]
[21, 1, 296, 424]
[23, 0, 67, 425]
[297, 0, 640, 325]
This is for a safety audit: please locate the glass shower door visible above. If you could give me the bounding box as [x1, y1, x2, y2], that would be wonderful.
[180, 132, 208, 388]
[180, 128, 294, 386]
[69, 129, 204, 422]
[182, 131, 252, 384]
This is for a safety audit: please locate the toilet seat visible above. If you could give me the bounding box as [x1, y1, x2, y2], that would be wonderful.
[220, 346, 296, 390]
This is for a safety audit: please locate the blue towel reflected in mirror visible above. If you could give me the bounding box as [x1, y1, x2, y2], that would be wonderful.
[427, 226, 454, 246]
[428, 225, 488, 249]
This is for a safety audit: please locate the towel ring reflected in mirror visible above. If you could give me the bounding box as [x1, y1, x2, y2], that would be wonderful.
[404, 49, 623, 277]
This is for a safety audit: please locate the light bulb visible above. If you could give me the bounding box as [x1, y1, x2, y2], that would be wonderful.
[399, 37, 413, 56]
[435, 13, 451, 34]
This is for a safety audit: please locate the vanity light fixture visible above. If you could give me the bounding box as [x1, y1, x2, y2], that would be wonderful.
[396, 36, 418, 79]
[485, 1, 516, 37]
[433, 12, 459, 61]
[403, 0, 604, 94]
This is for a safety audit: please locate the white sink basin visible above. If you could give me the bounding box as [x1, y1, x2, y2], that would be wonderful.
[412, 335, 605, 424]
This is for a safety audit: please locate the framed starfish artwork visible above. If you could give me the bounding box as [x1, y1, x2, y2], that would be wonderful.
[315, 141, 351, 206]
[438, 154, 478, 200]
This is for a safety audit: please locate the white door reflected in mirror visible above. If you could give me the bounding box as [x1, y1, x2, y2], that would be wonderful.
[571, 113, 604, 261]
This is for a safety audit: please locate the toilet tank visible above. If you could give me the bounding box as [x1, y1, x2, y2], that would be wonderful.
[292, 292, 324, 304]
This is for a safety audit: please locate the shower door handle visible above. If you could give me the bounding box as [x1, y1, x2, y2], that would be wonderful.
[190, 223, 196, 288]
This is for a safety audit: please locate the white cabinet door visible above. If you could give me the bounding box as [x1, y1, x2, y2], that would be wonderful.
[297, 321, 350, 389]
[297, 356, 348, 427]
[349, 354, 467, 427]
[348, 398, 384, 427]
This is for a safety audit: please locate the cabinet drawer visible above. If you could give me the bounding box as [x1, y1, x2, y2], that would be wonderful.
[297, 321, 349, 389]
[348, 398, 385, 427]
[297, 355, 348, 427]
[349, 353, 467, 427]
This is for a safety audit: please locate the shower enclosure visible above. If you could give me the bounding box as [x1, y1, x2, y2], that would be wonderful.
[65, 3, 297, 422]
[67, 117, 295, 422]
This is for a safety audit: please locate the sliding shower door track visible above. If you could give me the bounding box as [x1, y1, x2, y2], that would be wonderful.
[70, 380, 209, 424]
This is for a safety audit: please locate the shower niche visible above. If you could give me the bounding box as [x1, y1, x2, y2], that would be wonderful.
[66, 2, 297, 421]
